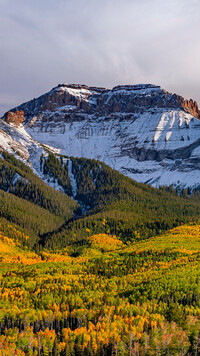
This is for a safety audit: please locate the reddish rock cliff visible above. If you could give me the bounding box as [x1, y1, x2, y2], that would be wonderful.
[5, 110, 25, 126]
[3, 84, 200, 122]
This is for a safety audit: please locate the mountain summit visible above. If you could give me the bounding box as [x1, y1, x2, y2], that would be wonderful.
[1, 83, 200, 189]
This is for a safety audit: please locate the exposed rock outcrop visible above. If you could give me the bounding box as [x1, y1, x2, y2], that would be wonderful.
[4, 84, 200, 122]
[4, 110, 25, 126]
[1, 83, 200, 189]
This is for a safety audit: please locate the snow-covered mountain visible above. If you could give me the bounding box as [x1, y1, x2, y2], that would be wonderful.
[1, 83, 200, 189]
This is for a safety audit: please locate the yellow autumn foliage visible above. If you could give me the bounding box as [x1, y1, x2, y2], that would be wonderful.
[87, 233, 123, 251]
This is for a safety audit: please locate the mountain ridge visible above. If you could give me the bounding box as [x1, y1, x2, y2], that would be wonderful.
[1, 83, 200, 189]
[3, 83, 200, 120]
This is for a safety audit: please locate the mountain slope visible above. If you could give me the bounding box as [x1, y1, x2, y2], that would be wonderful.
[37, 154, 200, 250]
[0, 151, 78, 218]
[0, 152, 78, 246]
[1, 149, 200, 250]
[0, 221, 41, 263]
[2, 83, 200, 189]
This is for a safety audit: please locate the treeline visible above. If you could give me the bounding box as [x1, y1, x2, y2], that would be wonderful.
[39, 155, 200, 249]
[42, 153, 72, 196]
[0, 152, 79, 246]
[2, 151, 200, 251]
[41, 153, 140, 209]
[160, 184, 200, 199]
[0, 152, 77, 219]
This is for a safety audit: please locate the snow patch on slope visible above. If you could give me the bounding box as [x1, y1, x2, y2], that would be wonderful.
[24, 108, 200, 190]
[68, 159, 77, 198]
[12, 173, 22, 186]
[1, 89, 200, 192]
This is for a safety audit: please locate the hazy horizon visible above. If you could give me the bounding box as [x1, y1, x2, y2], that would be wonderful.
[0, 0, 200, 115]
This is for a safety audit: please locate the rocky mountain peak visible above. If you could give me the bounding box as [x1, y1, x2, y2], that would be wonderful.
[3, 83, 199, 122]
[1, 83, 200, 191]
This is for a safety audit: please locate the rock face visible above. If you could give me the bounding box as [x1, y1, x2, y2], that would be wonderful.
[6, 83, 200, 120]
[2, 83, 200, 189]
[4, 110, 25, 126]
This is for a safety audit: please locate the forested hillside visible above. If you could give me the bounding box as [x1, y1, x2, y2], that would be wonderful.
[39, 154, 200, 250]
[0, 152, 78, 246]
[0, 223, 200, 354]
[0, 152, 77, 218]
[1, 151, 200, 251]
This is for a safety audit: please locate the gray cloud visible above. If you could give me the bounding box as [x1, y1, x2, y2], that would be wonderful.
[0, 0, 200, 115]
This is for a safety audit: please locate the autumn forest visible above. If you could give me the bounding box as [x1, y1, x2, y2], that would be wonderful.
[0, 152, 200, 355]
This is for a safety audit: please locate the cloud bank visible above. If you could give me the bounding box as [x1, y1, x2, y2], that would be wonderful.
[0, 0, 200, 114]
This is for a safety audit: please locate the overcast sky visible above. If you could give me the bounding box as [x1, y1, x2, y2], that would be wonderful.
[0, 0, 200, 115]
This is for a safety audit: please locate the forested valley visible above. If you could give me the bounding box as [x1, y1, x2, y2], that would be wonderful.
[0, 152, 200, 354]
